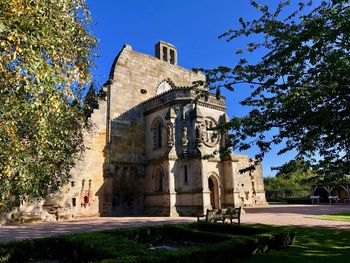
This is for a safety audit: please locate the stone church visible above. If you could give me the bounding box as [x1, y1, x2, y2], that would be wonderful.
[22, 41, 266, 220]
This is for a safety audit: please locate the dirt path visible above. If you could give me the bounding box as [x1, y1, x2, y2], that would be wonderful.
[1, 204, 349, 243]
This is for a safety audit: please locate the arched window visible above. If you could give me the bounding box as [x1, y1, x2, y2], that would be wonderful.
[152, 118, 163, 150]
[156, 81, 172, 95]
[157, 122, 162, 148]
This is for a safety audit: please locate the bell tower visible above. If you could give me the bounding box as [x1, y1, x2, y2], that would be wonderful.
[155, 41, 177, 65]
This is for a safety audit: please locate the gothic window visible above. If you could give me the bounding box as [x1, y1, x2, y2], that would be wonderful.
[72, 198, 76, 207]
[88, 179, 92, 189]
[157, 122, 162, 147]
[82, 179, 85, 189]
[152, 118, 163, 150]
[184, 165, 188, 184]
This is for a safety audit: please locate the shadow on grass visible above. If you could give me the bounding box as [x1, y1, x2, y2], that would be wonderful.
[244, 225, 350, 263]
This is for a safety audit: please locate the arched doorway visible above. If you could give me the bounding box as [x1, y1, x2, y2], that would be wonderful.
[313, 186, 330, 203]
[208, 175, 220, 209]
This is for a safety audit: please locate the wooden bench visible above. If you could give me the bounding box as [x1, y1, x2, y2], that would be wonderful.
[223, 207, 241, 224]
[197, 207, 241, 224]
[197, 209, 214, 223]
[310, 195, 320, 204]
[328, 195, 339, 205]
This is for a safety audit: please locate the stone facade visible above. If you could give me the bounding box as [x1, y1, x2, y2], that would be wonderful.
[20, 41, 266, 220]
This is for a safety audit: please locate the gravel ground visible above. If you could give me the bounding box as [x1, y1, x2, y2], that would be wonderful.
[1, 204, 349, 243]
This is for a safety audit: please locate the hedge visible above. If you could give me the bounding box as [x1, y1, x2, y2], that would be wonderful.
[0, 223, 294, 263]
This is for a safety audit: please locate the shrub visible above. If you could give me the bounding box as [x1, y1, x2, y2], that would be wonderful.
[0, 224, 294, 263]
[286, 198, 311, 204]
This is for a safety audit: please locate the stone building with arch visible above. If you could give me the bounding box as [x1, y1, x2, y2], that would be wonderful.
[312, 181, 350, 203]
[22, 41, 266, 219]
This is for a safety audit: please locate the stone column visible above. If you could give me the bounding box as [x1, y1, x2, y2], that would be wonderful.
[168, 159, 179, 216]
[165, 107, 178, 216]
[201, 160, 212, 212]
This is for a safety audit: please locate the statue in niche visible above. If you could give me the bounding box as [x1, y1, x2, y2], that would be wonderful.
[165, 122, 174, 147]
[182, 126, 188, 147]
[199, 122, 207, 143]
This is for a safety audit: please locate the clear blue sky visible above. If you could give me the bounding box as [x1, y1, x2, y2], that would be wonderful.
[86, 0, 297, 177]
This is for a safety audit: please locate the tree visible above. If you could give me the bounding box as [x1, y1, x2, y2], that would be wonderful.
[201, 0, 350, 178]
[83, 84, 99, 118]
[264, 158, 316, 200]
[0, 0, 97, 211]
[272, 158, 315, 180]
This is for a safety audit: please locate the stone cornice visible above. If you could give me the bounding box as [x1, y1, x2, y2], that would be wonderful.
[143, 88, 226, 115]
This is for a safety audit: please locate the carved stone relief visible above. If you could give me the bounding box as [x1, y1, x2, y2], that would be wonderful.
[199, 117, 220, 148]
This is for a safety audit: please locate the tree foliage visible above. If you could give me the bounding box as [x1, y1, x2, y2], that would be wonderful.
[202, 0, 350, 178]
[264, 158, 316, 200]
[83, 84, 99, 118]
[264, 176, 309, 192]
[0, 0, 97, 211]
[272, 158, 315, 180]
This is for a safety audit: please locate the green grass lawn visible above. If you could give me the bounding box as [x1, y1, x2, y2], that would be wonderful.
[305, 213, 350, 222]
[1, 223, 349, 262]
[245, 225, 350, 263]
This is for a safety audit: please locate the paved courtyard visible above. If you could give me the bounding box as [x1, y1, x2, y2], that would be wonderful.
[0, 204, 349, 243]
[242, 204, 350, 230]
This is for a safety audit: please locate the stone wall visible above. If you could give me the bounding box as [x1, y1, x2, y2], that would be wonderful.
[231, 154, 267, 207]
